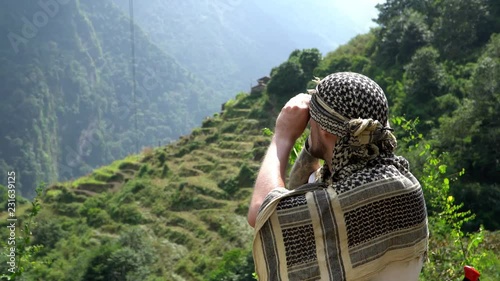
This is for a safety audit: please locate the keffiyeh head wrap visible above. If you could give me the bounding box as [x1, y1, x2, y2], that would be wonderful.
[308, 72, 404, 188]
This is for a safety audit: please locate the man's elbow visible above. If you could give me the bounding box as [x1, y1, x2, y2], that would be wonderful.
[247, 214, 256, 228]
[247, 203, 260, 228]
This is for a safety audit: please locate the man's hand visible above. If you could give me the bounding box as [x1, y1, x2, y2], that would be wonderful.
[274, 93, 311, 144]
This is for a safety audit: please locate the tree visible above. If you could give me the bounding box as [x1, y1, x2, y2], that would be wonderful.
[461, 34, 500, 183]
[375, 9, 432, 66]
[432, 0, 491, 60]
[83, 227, 156, 281]
[434, 34, 500, 230]
[266, 60, 306, 105]
[375, 0, 429, 28]
[314, 55, 370, 78]
[487, 0, 500, 31]
[399, 46, 445, 131]
[298, 48, 321, 79]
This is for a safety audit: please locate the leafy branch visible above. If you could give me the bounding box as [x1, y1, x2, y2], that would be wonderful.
[392, 117, 485, 279]
[261, 127, 309, 165]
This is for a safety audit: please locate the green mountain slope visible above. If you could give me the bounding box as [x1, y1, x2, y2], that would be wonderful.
[0, 89, 276, 280]
[109, 0, 371, 105]
[0, 0, 218, 198]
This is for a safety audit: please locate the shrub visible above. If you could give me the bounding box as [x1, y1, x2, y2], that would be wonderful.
[138, 164, 149, 177]
[218, 177, 239, 196]
[131, 180, 146, 193]
[158, 164, 169, 178]
[393, 117, 487, 280]
[157, 151, 167, 164]
[237, 164, 256, 187]
[118, 161, 141, 171]
[206, 248, 255, 281]
[85, 208, 112, 227]
[141, 147, 154, 161]
[109, 203, 143, 225]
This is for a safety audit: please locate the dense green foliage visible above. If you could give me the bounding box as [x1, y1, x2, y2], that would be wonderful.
[0, 0, 218, 198]
[312, 0, 500, 231]
[392, 118, 499, 280]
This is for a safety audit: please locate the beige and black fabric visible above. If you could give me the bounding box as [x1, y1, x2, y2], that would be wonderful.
[253, 72, 429, 281]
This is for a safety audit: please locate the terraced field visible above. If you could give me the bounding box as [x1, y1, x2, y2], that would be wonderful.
[14, 91, 276, 280]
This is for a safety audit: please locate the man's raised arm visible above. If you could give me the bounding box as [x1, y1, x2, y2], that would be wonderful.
[247, 94, 311, 227]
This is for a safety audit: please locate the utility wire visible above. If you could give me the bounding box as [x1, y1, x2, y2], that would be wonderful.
[128, 0, 139, 154]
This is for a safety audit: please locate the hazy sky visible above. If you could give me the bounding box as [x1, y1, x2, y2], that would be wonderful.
[332, 0, 385, 33]
[267, 0, 386, 52]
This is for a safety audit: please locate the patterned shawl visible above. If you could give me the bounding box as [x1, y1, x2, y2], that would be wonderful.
[253, 72, 428, 281]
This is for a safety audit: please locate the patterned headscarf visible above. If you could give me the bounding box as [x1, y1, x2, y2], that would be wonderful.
[308, 72, 405, 190]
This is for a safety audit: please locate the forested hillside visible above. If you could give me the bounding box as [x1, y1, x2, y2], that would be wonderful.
[0, 0, 217, 198]
[312, 0, 500, 230]
[109, 0, 370, 107]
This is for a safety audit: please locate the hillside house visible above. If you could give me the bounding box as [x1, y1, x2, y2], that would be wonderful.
[251, 76, 271, 94]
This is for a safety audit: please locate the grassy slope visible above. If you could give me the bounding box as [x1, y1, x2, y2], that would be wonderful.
[0, 90, 275, 280]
